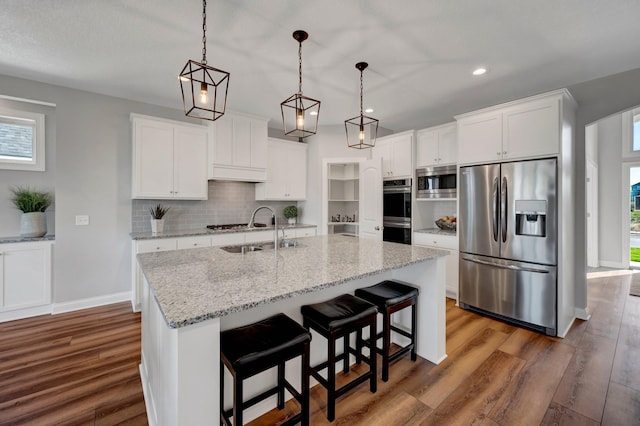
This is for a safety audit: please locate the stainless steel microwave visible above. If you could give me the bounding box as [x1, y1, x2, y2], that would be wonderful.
[416, 165, 457, 199]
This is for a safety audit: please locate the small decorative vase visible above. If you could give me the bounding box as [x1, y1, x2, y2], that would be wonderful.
[151, 218, 165, 234]
[287, 217, 297, 225]
[20, 212, 47, 238]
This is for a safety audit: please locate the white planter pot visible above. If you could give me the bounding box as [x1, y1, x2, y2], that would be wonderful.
[151, 219, 165, 234]
[20, 212, 47, 238]
[287, 217, 297, 225]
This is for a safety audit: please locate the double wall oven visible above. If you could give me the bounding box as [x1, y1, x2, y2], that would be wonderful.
[382, 179, 412, 245]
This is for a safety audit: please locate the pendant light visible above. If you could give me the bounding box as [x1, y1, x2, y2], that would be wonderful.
[345, 62, 378, 149]
[281, 30, 321, 141]
[179, 0, 230, 121]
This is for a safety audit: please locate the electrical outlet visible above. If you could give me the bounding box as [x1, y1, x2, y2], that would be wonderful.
[75, 215, 90, 226]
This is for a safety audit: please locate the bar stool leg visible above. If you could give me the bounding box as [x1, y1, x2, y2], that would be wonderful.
[277, 361, 285, 409]
[327, 333, 336, 422]
[370, 319, 377, 393]
[355, 329, 363, 364]
[382, 308, 391, 382]
[301, 341, 310, 426]
[343, 334, 350, 373]
[220, 362, 226, 425]
[411, 300, 418, 361]
[233, 371, 243, 426]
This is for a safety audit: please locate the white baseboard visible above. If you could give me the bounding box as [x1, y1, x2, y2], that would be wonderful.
[575, 307, 591, 321]
[52, 291, 132, 314]
[0, 304, 52, 323]
[599, 260, 626, 269]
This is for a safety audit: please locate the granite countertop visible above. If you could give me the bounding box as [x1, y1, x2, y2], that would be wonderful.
[0, 235, 55, 244]
[137, 234, 448, 328]
[414, 227, 457, 237]
[130, 223, 317, 240]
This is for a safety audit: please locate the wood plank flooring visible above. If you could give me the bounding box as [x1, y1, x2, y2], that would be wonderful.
[0, 273, 638, 425]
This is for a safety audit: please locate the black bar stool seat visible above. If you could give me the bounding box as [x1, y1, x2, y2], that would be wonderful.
[301, 294, 377, 422]
[355, 280, 419, 382]
[220, 313, 311, 426]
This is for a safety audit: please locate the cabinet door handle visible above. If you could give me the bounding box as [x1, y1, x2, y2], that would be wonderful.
[374, 226, 380, 230]
[502, 151, 507, 155]
[497, 152, 501, 156]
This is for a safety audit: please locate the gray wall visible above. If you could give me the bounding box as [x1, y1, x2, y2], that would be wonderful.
[0, 74, 199, 304]
[569, 67, 640, 312]
[0, 98, 56, 236]
[595, 114, 624, 266]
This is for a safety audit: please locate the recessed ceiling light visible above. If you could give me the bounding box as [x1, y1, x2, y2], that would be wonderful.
[472, 67, 487, 76]
[365, 108, 374, 113]
[310, 111, 318, 116]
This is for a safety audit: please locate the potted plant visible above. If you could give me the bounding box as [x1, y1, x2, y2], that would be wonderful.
[10, 186, 53, 237]
[283, 205, 298, 225]
[149, 203, 169, 234]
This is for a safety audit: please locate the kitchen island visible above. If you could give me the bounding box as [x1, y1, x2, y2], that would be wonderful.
[137, 234, 448, 425]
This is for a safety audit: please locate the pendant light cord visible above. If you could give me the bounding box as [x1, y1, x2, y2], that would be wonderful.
[298, 41, 303, 95]
[201, 0, 207, 65]
[360, 69, 364, 116]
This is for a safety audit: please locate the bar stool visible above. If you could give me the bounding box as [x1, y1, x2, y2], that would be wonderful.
[301, 294, 377, 422]
[220, 313, 311, 426]
[355, 280, 419, 382]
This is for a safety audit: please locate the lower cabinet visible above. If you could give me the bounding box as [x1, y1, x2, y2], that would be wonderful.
[413, 232, 459, 299]
[0, 241, 53, 322]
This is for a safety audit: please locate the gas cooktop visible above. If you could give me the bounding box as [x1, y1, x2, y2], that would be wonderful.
[206, 223, 267, 231]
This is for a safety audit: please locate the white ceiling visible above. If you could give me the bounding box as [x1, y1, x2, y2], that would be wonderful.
[2, 0, 640, 132]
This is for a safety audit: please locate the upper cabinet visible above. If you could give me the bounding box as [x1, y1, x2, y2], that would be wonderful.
[372, 131, 413, 179]
[208, 111, 268, 182]
[456, 90, 573, 165]
[131, 114, 208, 200]
[255, 138, 308, 200]
[416, 122, 457, 167]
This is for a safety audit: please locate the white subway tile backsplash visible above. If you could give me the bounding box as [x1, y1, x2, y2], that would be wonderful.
[132, 181, 297, 233]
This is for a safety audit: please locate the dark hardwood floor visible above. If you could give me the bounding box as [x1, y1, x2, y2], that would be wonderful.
[1, 273, 638, 425]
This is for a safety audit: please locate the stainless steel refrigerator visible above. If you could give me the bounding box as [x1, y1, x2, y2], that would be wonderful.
[459, 158, 558, 336]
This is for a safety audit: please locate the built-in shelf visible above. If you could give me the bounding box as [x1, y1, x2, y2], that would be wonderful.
[328, 222, 359, 226]
[327, 162, 361, 236]
[329, 199, 358, 202]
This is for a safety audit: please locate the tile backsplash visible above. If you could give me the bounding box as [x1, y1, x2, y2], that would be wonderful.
[132, 181, 297, 233]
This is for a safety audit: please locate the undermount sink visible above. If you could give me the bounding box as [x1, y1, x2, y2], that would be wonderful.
[220, 240, 303, 253]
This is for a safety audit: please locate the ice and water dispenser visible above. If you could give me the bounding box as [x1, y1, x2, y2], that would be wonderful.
[515, 200, 547, 237]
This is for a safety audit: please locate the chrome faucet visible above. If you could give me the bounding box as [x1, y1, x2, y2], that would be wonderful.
[248, 206, 278, 251]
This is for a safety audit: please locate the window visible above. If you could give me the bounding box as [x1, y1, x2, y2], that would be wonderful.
[634, 113, 640, 152]
[0, 108, 45, 171]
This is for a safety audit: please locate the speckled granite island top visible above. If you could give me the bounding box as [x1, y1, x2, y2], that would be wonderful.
[137, 234, 448, 328]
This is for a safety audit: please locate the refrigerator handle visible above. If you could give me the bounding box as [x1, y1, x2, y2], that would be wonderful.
[501, 176, 508, 243]
[492, 177, 499, 242]
[463, 257, 550, 274]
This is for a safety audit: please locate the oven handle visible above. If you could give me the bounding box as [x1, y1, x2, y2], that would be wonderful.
[383, 186, 411, 194]
[382, 221, 411, 229]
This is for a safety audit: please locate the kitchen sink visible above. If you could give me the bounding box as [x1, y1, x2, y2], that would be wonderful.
[220, 240, 303, 253]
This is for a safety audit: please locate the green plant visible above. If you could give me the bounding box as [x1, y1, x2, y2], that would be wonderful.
[149, 204, 170, 219]
[283, 205, 298, 219]
[631, 247, 640, 262]
[10, 186, 52, 213]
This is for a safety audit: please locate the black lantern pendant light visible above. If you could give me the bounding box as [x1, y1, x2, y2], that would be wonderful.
[179, 0, 230, 121]
[345, 62, 378, 149]
[281, 30, 321, 141]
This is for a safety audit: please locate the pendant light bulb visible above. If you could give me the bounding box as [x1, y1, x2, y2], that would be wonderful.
[359, 124, 365, 142]
[296, 109, 305, 128]
[199, 82, 209, 104]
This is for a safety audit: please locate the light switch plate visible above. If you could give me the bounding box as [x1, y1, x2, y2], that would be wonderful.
[75, 215, 90, 226]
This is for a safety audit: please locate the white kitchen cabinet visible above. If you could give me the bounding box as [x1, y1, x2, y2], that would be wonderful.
[372, 131, 413, 179]
[132, 238, 177, 311]
[416, 122, 457, 167]
[132, 115, 208, 200]
[456, 90, 570, 165]
[255, 138, 308, 200]
[325, 162, 360, 236]
[283, 227, 317, 239]
[208, 111, 268, 182]
[0, 241, 52, 321]
[413, 232, 458, 299]
[176, 236, 212, 250]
